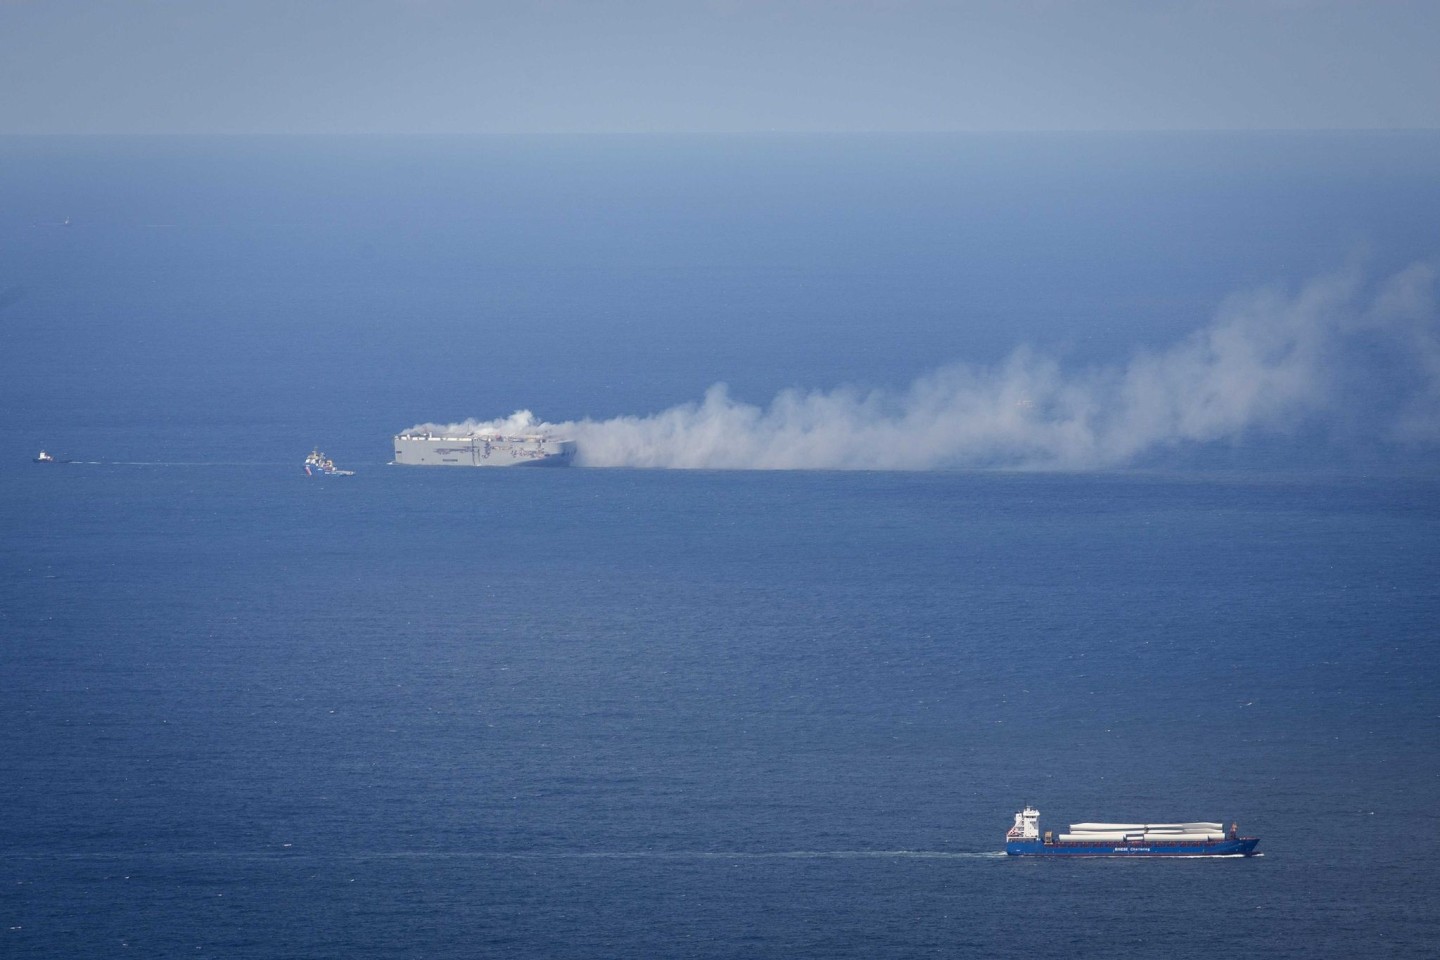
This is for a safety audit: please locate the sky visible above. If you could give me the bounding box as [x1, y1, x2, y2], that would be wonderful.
[2, 0, 1438, 134]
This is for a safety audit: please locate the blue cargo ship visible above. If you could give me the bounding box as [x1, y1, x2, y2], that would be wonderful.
[1005, 806, 1260, 857]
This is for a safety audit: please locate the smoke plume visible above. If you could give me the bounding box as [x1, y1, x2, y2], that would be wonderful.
[409, 263, 1439, 470]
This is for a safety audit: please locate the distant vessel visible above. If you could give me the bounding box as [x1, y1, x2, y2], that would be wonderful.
[393, 431, 576, 467]
[304, 448, 354, 476]
[33, 450, 57, 463]
[1005, 805, 1259, 857]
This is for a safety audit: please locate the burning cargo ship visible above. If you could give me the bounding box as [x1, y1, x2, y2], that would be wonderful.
[392, 430, 576, 467]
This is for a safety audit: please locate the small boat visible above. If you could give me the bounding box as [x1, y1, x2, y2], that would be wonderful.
[34, 450, 57, 463]
[304, 448, 354, 476]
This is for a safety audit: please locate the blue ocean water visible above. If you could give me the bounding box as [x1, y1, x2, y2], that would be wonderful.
[2, 135, 1439, 957]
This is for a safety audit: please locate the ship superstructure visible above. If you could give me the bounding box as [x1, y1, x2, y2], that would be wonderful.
[304, 448, 354, 476]
[1005, 805, 1259, 857]
[392, 431, 575, 467]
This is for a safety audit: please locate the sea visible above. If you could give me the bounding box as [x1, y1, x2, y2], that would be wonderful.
[1, 133, 1438, 958]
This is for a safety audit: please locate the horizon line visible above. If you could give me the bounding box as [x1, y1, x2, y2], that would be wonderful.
[3, 127, 1440, 138]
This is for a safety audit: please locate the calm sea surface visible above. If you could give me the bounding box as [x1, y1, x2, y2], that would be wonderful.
[1, 134, 1438, 957]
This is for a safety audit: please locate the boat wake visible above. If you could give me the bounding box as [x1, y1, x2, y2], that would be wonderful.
[2, 849, 1007, 862]
[518, 850, 1007, 861]
[40, 461, 280, 467]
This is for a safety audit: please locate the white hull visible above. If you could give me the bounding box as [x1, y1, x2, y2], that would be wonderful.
[393, 433, 575, 467]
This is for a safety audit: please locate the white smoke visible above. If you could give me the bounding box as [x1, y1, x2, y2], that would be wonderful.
[409, 263, 1439, 470]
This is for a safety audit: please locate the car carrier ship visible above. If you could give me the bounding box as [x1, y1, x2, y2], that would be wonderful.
[1005, 805, 1259, 857]
[392, 431, 576, 467]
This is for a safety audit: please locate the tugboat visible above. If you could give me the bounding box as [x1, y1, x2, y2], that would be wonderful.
[304, 448, 354, 476]
[33, 450, 58, 463]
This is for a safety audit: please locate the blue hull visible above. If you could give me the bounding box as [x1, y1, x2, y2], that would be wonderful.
[1007, 838, 1259, 857]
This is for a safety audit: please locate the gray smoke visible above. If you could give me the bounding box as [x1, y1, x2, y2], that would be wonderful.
[410, 262, 1439, 469]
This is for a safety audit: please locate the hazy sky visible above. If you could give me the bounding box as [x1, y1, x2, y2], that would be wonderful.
[3, 0, 1438, 134]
